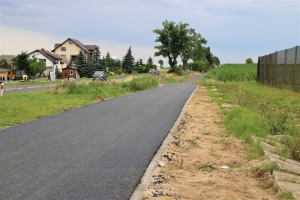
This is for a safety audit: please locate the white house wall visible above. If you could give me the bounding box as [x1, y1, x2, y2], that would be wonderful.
[29, 52, 62, 75]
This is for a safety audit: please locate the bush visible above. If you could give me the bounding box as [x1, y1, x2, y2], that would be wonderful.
[108, 72, 115, 76]
[168, 67, 183, 75]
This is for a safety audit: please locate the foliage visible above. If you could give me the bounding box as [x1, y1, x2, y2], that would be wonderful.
[67, 60, 73, 68]
[153, 20, 190, 68]
[180, 28, 207, 71]
[93, 45, 105, 72]
[212, 56, 220, 67]
[138, 58, 144, 66]
[158, 59, 163, 67]
[122, 47, 135, 73]
[188, 60, 210, 72]
[205, 63, 257, 81]
[0, 59, 12, 69]
[28, 56, 46, 80]
[168, 66, 183, 76]
[55, 66, 62, 79]
[76, 50, 87, 77]
[246, 58, 254, 64]
[147, 57, 153, 65]
[13, 51, 30, 73]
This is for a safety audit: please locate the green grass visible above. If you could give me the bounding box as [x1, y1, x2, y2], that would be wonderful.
[0, 75, 159, 129]
[205, 63, 257, 82]
[280, 191, 295, 199]
[199, 63, 300, 162]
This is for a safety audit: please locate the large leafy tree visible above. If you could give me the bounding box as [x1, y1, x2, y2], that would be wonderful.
[153, 20, 190, 68]
[28, 56, 46, 81]
[13, 51, 30, 73]
[122, 47, 135, 73]
[180, 28, 207, 71]
[76, 50, 87, 77]
[0, 59, 12, 69]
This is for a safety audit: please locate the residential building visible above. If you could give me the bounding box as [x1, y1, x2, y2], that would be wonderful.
[51, 38, 96, 63]
[28, 48, 66, 76]
[0, 55, 16, 68]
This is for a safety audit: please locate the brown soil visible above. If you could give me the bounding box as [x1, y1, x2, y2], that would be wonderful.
[142, 86, 279, 200]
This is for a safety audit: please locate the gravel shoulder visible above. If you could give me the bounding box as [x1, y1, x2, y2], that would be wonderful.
[142, 86, 279, 200]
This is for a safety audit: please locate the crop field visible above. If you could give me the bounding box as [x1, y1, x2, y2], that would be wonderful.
[205, 63, 257, 81]
[201, 64, 300, 162]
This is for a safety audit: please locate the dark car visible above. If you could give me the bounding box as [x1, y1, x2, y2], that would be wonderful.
[149, 69, 160, 75]
[92, 71, 107, 81]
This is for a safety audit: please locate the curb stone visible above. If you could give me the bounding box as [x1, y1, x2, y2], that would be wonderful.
[129, 85, 198, 200]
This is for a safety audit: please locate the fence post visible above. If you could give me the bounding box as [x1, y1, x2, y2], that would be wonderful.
[294, 46, 298, 92]
[0, 82, 4, 97]
[284, 49, 287, 86]
[275, 51, 277, 87]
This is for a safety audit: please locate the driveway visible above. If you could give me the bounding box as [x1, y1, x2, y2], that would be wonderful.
[0, 76, 203, 199]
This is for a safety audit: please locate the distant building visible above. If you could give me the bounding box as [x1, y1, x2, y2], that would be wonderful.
[0, 55, 16, 68]
[28, 48, 66, 76]
[51, 38, 96, 63]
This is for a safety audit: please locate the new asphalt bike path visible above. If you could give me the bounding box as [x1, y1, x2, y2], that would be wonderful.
[0, 74, 205, 200]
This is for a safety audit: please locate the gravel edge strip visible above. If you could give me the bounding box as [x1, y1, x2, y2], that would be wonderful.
[130, 85, 198, 200]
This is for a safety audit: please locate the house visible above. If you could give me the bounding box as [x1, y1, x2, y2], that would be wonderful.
[28, 48, 68, 76]
[0, 55, 16, 68]
[62, 67, 79, 80]
[0, 68, 15, 81]
[51, 38, 96, 63]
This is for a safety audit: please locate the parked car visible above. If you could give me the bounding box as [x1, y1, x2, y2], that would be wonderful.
[92, 71, 107, 81]
[149, 69, 160, 75]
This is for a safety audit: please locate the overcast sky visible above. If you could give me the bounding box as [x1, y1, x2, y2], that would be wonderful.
[0, 0, 299, 66]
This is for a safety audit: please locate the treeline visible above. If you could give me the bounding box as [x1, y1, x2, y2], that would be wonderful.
[153, 20, 220, 74]
[74, 46, 161, 77]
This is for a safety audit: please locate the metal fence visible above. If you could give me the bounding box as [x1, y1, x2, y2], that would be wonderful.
[257, 46, 300, 92]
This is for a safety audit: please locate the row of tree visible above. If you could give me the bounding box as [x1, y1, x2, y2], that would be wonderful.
[153, 20, 220, 72]
[75, 46, 161, 77]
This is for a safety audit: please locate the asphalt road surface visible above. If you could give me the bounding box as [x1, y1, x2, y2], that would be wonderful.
[3, 84, 58, 94]
[0, 75, 203, 199]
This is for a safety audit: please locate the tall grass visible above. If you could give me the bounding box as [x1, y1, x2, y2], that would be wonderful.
[205, 63, 257, 81]
[199, 74, 300, 162]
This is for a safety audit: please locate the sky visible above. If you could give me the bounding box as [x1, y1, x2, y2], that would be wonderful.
[0, 0, 299, 66]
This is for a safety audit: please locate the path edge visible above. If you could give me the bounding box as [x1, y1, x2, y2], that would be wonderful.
[130, 85, 198, 200]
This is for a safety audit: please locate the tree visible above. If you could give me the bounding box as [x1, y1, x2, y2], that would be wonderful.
[138, 58, 144, 66]
[212, 56, 220, 67]
[0, 59, 12, 69]
[76, 50, 87, 77]
[13, 51, 30, 73]
[67, 60, 73, 68]
[122, 47, 135, 73]
[153, 20, 190, 68]
[246, 58, 253, 64]
[147, 57, 153, 65]
[55, 65, 62, 79]
[28, 56, 46, 81]
[93, 45, 105, 72]
[204, 47, 214, 67]
[158, 59, 163, 67]
[180, 28, 207, 71]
